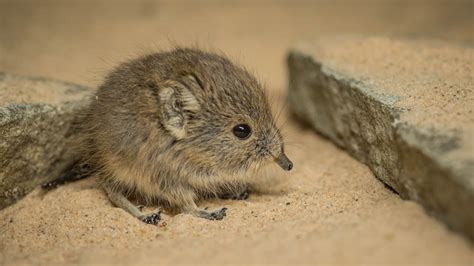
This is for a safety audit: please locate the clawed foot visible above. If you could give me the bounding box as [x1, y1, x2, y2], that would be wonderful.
[140, 211, 162, 225]
[209, 207, 227, 220]
[198, 207, 227, 220]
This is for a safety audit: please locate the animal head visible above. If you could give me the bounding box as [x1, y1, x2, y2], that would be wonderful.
[158, 49, 292, 175]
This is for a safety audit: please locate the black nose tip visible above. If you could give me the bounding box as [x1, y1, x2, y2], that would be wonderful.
[275, 153, 293, 171]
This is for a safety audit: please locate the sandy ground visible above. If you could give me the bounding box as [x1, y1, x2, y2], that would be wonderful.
[0, 1, 473, 265]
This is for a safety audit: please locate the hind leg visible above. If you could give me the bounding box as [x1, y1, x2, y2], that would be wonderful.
[42, 162, 92, 189]
[103, 184, 161, 225]
[183, 201, 228, 221]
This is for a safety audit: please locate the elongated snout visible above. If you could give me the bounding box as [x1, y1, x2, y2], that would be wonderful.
[275, 152, 293, 171]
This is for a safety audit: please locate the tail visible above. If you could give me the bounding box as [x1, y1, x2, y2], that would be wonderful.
[41, 161, 94, 190]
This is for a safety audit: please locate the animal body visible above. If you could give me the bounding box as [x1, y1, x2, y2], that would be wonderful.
[44, 48, 293, 224]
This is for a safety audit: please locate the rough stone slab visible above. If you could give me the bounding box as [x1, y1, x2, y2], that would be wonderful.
[287, 37, 474, 240]
[0, 73, 90, 209]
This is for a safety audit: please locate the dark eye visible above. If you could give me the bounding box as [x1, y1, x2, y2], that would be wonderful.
[232, 124, 252, 140]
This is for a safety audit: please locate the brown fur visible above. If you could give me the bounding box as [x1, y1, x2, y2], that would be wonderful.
[75, 48, 292, 222]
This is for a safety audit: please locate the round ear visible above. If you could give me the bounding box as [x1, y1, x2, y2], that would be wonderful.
[159, 80, 200, 140]
[179, 76, 201, 112]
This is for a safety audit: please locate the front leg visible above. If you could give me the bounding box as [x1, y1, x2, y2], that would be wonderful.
[182, 201, 227, 221]
[103, 184, 161, 225]
[199, 207, 228, 220]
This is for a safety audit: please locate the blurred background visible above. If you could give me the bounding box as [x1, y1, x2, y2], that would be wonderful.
[1, 0, 473, 92]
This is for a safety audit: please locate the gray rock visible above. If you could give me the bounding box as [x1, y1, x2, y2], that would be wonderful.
[0, 73, 90, 209]
[287, 37, 474, 240]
